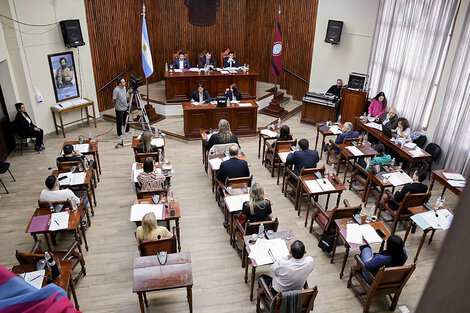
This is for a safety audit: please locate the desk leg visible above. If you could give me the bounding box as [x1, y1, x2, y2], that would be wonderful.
[414, 230, 429, 263]
[229, 214, 234, 246]
[282, 167, 287, 193]
[187, 285, 193, 313]
[325, 194, 331, 210]
[51, 111, 59, 135]
[176, 218, 181, 252]
[143, 292, 148, 307]
[78, 227, 89, 251]
[94, 151, 102, 174]
[429, 178, 435, 192]
[244, 256, 249, 283]
[375, 187, 384, 209]
[87, 187, 94, 216]
[304, 197, 311, 227]
[59, 112, 66, 138]
[137, 292, 145, 313]
[85, 107, 90, 125]
[69, 274, 79, 310]
[43, 234, 52, 251]
[250, 267, 256, 301]
[315, 130, 320, 150]
[335, 191, 342, 209]
[277, 162, 282, 185]
[211, 170, 215, 193]
[320, 135, 325, 159]
[258, 134, 261, 159]
[331, 228, 339, 264]
[428, 229, 436, 244]
[91, 102, 97, 128]
[343, 158, 350, 184]
[90, 183, 97, 206]
[403, 221, 412, 244]
[440, 187, 447, 198]
[340, 244, 350, 279]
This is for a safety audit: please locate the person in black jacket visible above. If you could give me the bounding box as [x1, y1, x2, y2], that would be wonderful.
[240, 183, 272, 224]
[224, 83, 242, 101]
[190, 83, 211, 103]
[204, 119, 239, 151]
[389, 169, 428, 210]
[217, 145, 249, 185]
[14, 102, 44, 151]
[199, 51, 216, 69]
[286, 139, 319, 177]
[375, 107, 398, 129]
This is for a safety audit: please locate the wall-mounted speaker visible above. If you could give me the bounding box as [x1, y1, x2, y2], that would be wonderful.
[324, 20, 343, 45]
[60, 19, 85, 48]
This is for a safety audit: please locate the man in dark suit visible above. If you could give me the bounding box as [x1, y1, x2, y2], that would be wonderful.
[333, 122, 359, 154]
[223, 50, 239, 68]
[217, 145, 250, 185]
[190, 83, 211, 103]
[199, 51, 216, 69]
[389, 169, 428, 210]
[375, 107, 398, 129]
[172, 51, 190, 69]
[286, 139, 320, 177]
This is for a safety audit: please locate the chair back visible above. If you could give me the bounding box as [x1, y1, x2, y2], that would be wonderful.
[198, 50, 207, 62]
[299, 166, 325, 177]
[325, 205, 362, 233]
[139, 235, 177, 256]
[209, 143, 240, 156]
[244, 218, 279, 236]
[172, 50, 189, 62]
[372, 263, 416, 291]
[398, 192, 431, 215]
[274, 140, 297, 154]
[134, 150, 160, 163]
[344, 137, 360, 144]
[38, 199, 73, 211]
[225, 175, 252, 189]
[220, 49, 236, 67]
[425, 143, 441, 162]
[56, 160, 83, 171]
[413, 135, 427, 148]
[272, 286, 318, 313]
[15, 252, 45, 265]
[136, 188, 167, 200]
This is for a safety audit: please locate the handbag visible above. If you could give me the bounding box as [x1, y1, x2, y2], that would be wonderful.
[318, 232, 335, 253]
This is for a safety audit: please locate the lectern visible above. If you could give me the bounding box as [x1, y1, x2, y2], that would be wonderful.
[340, 89, 367, 124]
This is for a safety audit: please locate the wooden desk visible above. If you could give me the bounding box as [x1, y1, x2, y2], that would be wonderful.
[62, 139, 102, 176]
[11, 260, 79, 310]
[299, 174, 347, 227]
[257, 126, 280, 161]
[355, 117, 431, 172]
[25, 207, 88, 251]
[332, 216, 390, 279]
[134, 197, 182, 252]
[164, 70, 257, 103]
[133, 252, 193, 313]
[364, 168, 400, 207]
[315, 123, 342, 159]
[339, 143, 377, 183]
[51, 98, 96, 138]
[182, 101, 258, 139]
[244, 231, 295, 301]
[200, 130, 212, 173]
[301, 99, 337, 125]
[429, 169, 464, 197]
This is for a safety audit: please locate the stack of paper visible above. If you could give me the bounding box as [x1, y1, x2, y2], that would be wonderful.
[224, 194, 250, 212]
[367, 122, 383, 131]
[21, 270, 45, 289]
[73, 144, 89, 153]
[71, 98, 89, 105]
[411, 209, 454, 230]
[442, 172, 465, 181]
[70, 172, 86, 185]
[260, 129, 278, 138]
[448, 180, 466, 188]
[130, 204, 164, 222]
[131, 162, 143, 183]
[49, 212, 69, 231]
[151, 138, 165, 147]
[248, 238, 289, 266]
[237, 103, 252, 107]
[220, 70, 230, 74]
[329, 125, 342, 135]
[345, 146, 364, 156]
[404, 142, 417, 149]
[346, 223, 383, 245]
[304, 180, 323, 193]
[386, 171, 413, 186]
[278, 151, 293, 163]
[174, 69, 183, 73]
[209, 158, 223, 170]
[189, 68, 199, 72]
[409, 147, 425, 158]
[58, 172, 72, 185]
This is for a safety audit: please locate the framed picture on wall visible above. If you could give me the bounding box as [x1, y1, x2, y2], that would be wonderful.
[47, 51, 79, 103]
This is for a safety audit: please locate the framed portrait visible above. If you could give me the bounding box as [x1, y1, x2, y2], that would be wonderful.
[48, 51, 79, 103]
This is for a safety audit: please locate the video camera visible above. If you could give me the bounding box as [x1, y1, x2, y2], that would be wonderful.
[129, 75, 143, 92]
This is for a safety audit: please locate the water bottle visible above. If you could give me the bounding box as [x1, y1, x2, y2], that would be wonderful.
[366, 205, 375, 223]
[49, 203, 54, 213]
[277, 117, 281, 129]
[155, 126, 159, 137]
[45, 251, 61, 278]
[169, 185, 174, 201]
[165, 63, 168, 72]
[435, 196, 441, 209]
[227, 97, 230, 107]
[84, 157, 89, 170]
[400, 138, 405, 149]
[88, 130, 93, 141]
[337, 114, 341, 125]
[363, 134, 368, 145]
[330, 164, 335, 177]
[391, 157, 395, 168]
[362, 112, 366, 120]
[258, 223, 265, 237]
[158, 149, 163, 163]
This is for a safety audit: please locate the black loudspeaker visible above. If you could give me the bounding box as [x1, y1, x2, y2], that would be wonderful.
[324, 20, 343, 45]
[60, 20, 85, 48]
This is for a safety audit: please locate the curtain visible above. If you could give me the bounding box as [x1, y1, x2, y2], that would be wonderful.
[368, 0, 460, 131]
[433, 6, 470, 177]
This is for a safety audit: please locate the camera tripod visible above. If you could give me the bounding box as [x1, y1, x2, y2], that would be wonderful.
[124, 87, 151, 132]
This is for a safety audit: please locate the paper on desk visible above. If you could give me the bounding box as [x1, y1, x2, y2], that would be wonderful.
[224, 193, 250, 212]
[448, 180, 466, 188]
[329, 125, 342, 135]
[49, 212, 69, 231]
[442, 172, 465, 181]
[220, 70, 230, 74]
[304, 180, 323, 193]
[260, 129, 278, 138]
[367, 122, 383, 131]
[70, 172, 86, 185]
[346, 223, 363, 245]
[130, 204, 164, 222]
[248, 238, 289, 266]
[71, 98, 89, 105]
[420, 209, 453, 230]
[189, 67, 199, 72]
[209, 158, 223, 170]
[278, 151, 293, 163]
[367, 116, 376, 122]
[151, 138, 165, 147]
[409, 147, 425, 158]
[237, 103, 252, 107]
[386, 171, 413, 187]
[174, 69, 183, 73]
[58, 172, 72, 185]
[404, 142, 417, 149]
[345, 146, 364, 156]
[73, 144, 89, 153]
[21, 270, 45, 289]
[317, 178, 336, 191]
[360, 224, 382, 244]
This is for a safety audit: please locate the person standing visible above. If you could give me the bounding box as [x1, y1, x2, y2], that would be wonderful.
[326, 79, 343, 98]
[113, 78, 132, 139]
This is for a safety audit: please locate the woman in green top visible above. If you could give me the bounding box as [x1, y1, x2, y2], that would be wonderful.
[366, 143, 392, 171]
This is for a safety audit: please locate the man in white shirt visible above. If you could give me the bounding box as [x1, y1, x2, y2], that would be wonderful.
[40, 175, 81, 209]
[260, 240, 314, 296]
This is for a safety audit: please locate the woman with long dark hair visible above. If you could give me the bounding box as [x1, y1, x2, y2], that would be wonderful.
[368, 92, 387, 117]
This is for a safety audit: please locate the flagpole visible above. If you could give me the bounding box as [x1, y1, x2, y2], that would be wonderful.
[274, 4, 281, 92]
[142, 2, 150, 108]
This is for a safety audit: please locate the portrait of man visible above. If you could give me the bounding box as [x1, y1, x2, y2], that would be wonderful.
[56, 57, 74, 89]
[48, 51, 80, 102]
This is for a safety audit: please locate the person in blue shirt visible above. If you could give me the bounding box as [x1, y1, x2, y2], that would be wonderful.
[172, 51, 190, 69]
[333, 122, 359, 154]
[224, 83, 242, 101]
[360, 235, 407, 284]
[223, 50, 239, 68]
[365, 143, 392, 171]
[190, 83, 211, 103]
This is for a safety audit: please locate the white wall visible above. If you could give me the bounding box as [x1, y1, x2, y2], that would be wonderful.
[309, 0, 379, 92]
[0, 0, 98, 134]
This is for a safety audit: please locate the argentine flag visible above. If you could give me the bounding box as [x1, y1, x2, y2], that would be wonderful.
[142, 15, 153, 78]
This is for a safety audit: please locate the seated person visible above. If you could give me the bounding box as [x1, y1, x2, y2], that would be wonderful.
[375, 107, 398, 129]
[199, 51, 216, 69]
[365, 143, 392, 171]
[360, 235, 407, 284]
[223, 50, 239, 68]
[392, 117, 411, 140]
[217, 145, 250, 184]
[260, 240, 314, 296]
[40, 175, 81, 209]
[136, 131, 158, 153]
[14, 102, 45, 151]
[333, 122, 359, 154]
[172, 51, 190, 69]
[389, 169, 428, 210]
[137, 157, 166, 191]
[270, 124, 293, 149]
[326, 79, 343, 98]
[286, 139, 319, 177]
[190, 83, 211, 103]
[368, 92, 387, 118]
[224, 83, 242, 101]
[204, 119, 239, 151]
[240, 183, 272, 224]
[57, 144, 96, 170]
[136, 212, 172, 244]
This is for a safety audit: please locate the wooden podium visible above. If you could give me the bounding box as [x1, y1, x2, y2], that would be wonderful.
[259, 90, 289, 118]
[340, 89, 368, 124]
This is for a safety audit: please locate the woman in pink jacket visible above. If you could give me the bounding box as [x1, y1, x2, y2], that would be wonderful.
[368, 92, 387, 117]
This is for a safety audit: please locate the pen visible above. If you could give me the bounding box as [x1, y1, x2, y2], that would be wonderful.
[55, 220, 59, 226]
[30, 275, 41, 281]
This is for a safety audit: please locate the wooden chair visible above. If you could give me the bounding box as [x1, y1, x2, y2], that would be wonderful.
[198, 50, 207, 67]
[136, 187, 167, 200]
[15, 239, 86, 285]
[217, 175, 253, 214]
[233, 218, 279, 267]
[347, 254, 416, 313]
[284, 167, 325, 213]
[326, 139, 344, 175]
[134, 150, 161, 163]
[172, 50, 190, 63]
[208, 143, 240, 156]
[309, 199, 362, 239]
[378, 191, 431, 234]
[349, 163, 372, 202]
[138, 226, 177, 256]
[220, 49, 236, 67]
[264, 139, 296, 179]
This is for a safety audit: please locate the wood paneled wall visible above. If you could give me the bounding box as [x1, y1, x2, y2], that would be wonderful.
[85, 0, 318, 111]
